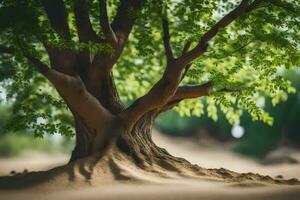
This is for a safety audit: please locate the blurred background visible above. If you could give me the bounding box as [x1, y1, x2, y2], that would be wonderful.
[0, 69, 299, 179]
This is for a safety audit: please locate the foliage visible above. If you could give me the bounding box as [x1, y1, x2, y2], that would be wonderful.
[0, 0, 299, 137]
[235, 70, 300, 157]
[0, 105, 73, 157]
[157, 70, 300, 157]
[0, 132, 73, 157]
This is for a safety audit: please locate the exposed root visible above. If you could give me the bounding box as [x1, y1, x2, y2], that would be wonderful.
[0, 144, 299, 191]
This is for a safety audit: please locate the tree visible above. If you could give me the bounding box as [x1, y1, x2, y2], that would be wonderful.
[0, 0, 299, 184]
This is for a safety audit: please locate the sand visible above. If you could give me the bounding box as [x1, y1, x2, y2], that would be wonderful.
[1, 181, 300, 200]
[0, 130, 300, 200]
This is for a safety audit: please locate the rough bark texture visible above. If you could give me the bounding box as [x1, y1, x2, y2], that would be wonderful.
[69, 115, 95, 162]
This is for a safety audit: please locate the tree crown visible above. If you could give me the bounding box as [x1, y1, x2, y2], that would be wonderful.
[0, 0, 299, 137]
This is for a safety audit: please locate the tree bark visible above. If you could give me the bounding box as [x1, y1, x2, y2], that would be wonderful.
[69, 103, 202, 177]
[116, 111, 158, 167]
[69, 115, 96, 162]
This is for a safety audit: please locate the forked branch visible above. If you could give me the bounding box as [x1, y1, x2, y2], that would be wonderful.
[159, 82, 212, 112]
[99, 0, 117, 44]
[111, 0, 144, 48]
[120, 0, 263, 128]
[74, 0, 100, 42]
[41, 0, 77, 75]
[0, 45, 112, 127]
[91, 0, 144, 73]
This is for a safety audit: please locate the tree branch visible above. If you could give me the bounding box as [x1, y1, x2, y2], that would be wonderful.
[41, 0, 71, 39]
[74, 0, 99, 42]
[28, 58, 113, 130]
[162, 18, 173, 61]
[158, 82, 212, 112]
[269, 0, 299, 15]
[99, 0, 117, 44]
[41, 0, 77, 75]
[111, 0, 144, 48]
[156, 83, 211, 113]
[25, 56, 54, 78]
[90, 0, 144, 74]
[0, 44, 60, 80]
[159, 83, 242, 112]
[73, 0, 101, 75]
[1, 45, 113, 128]
[215, 39, 254, 60]
[182, 41, 192, 55]
[172, 82, 213, 101]
[177, 0, 263, 67]
[49, 73, 113, 127]
[119, 66, 183, 127]
[118, 0, 263, 127]
[179, 42, 192, 81]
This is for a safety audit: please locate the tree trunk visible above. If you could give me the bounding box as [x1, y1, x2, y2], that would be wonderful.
[69, 113, 189, 178]
[2, 65, 294, 188]
[62, 73, 296, 185]
[66, 110, 296, 185]
[69, 72, 125, 162]
[69, 115, 95, 162]
[0, 85, 297, 189]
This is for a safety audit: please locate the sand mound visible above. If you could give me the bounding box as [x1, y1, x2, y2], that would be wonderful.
[0, 146, 299, 192]
[0, 131, 300, 199]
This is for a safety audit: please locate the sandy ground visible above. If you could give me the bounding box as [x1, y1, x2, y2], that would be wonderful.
[1, 182, 300, 200]
[0, 130, 300, 200]
[0, 152, 68, 176]
[153, 131, 300, 180]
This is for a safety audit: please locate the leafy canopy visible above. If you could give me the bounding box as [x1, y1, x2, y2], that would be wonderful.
[0, 0, 299, 137]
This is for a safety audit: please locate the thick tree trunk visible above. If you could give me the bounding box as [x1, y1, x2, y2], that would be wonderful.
[66, 110, 298, 185]
[69, 72, 125, 162]
[64, 74, 295, 185]
[70, 111, 158, 163]
[69, 109, 201, 178]
[1, 87, 298, 189]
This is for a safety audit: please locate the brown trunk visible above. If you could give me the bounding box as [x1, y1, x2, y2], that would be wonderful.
[115, 111, 206, 175]
[36, 63, 297, 186]
[69, 111, 158, 164]
[69, 115, 95, 162]
[69, 72, 124, 162]
[116, 111, 158, 167]
[1, 90, 297, 189]
[67, 107, 297, 185]
[69, 106, 183, 167]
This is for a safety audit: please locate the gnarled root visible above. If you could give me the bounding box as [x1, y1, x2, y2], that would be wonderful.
[0, 143, 299, 191]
